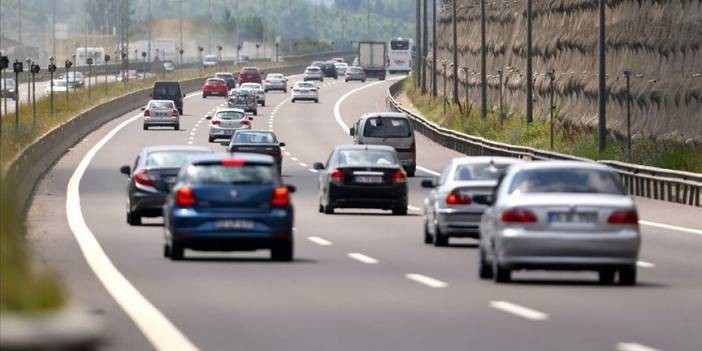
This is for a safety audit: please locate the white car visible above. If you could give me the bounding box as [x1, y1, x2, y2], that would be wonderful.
[264, 73, 287, 92]
[142, 100, 180, 130]
[291, 81, 319, 103]
[207, 108, 252, 142]
[44, 79, 69, 93]
[203, 54, 218, 67]
[303, 66, 324, 82]
[239, 82, 266, 107]
[334, 62, 349, 76]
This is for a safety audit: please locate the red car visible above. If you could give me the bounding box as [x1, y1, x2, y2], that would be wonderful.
[238, 67, 262, 84]
[202, 78, 228, 98]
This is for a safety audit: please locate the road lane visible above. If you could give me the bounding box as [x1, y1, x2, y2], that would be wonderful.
[26, 70, 702, 351]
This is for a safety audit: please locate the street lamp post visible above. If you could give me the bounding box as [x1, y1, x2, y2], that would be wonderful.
[198, 46, 204, 73]
[526, 0, 534, 124]
[25, 57, 32, 105]
[442, 61, 448, 113]
[141, 51, 147, 82]
[256, 44, 260, 60]
[217, 45, 223, 71]
[104, 54, 111, 98]
[87, 57, 93, 100]
[624, 69, 632, 162]
[275, 43, 280, 63]
[1, 55, 8, 120]
[13, 60, 23, 127]
[547, 69, 556, 150]
[498, 68, 504, 127]
[48, 57, 56, 116]
[598, 0, 607, 152]
[237, 45, 242, 66]
[30, 63, 39, 125]
[179, 48, 184, 75]
[451, 0, 459, 103]
[461, 67, 469, 119]
[64, 59, 72, 102]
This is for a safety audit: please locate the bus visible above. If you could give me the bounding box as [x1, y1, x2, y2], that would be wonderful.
[387, 38, 413, 74]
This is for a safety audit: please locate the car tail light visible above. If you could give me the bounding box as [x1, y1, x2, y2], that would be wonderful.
[222, 159, 245, 167]
[211, 119, 221, 125]
[171, 109, 179, 117]
[143, 109, 150, 117]
[608, 210, 639, 225]
[176, 186, 197, 207]
[391, 170, 406, 184]
[241, 119, 251, 126]
[271, 186, 290, 207]
[331, 169, 345, 184]
[446, 190, 471, 205]
[501, 208, 538, 223]
[410, 141, 416, 153]
[133, 169, 154, 186]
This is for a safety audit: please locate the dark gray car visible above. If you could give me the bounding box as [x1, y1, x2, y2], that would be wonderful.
[350, 112, 416, 176]
[227, 88, 258, 115]
[120, 145, 212, 225]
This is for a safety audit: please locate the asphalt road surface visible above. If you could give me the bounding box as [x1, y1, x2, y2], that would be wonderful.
[28, 72, 702, 351]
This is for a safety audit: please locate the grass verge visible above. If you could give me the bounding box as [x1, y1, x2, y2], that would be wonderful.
[403, 78, 702, 172]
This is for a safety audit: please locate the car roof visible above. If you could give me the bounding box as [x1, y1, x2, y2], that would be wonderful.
[359, 112, 408, 120]
[215, 72, 233, 76]
[148, 99, 175, 104]
[189, 152, 274, 165]
[451, 156, 524, 166]
[306, 66, 321, 69]
[511, 160, 607, 172]
[143, 145, 211, 153]
[215, 107, 246, 113]
[154, 80, 180, 85]
[333, 144, 396, 152]
[234, 129, 275, 135]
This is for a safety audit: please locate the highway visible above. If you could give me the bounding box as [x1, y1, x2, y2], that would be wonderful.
[27, 72, 702, 351]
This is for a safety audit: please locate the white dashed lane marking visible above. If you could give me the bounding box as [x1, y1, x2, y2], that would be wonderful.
[405, 274, 448, 288]
[489, 301, 548, 321]
[348, 253, 379, 264]
[307, 236, 332, 246]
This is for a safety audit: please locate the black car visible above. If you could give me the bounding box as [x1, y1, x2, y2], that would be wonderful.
[227, 130, 285, 174]
[119, 145, 212, 225]
[320, 63, 338, 79]
[215, 72, 237, 90]
[152, 80, 185, 114]
[313, 145, 408, 215]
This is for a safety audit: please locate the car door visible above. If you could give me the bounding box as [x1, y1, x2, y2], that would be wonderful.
[426, 164, 451, 234]
[319, 151, 336, 205]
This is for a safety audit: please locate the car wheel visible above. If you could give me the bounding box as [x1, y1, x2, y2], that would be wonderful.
[619, 266, 637, 286]
[493, 260, 511, 283]
[174, 124, 180, 130]
[433, 226, 449, 247]
[315, 99, 319, 103]
[169, 241, 184, 261]
[345, 79, 348, 82]
[362, 79, 366, 83]
[598, 269, 616, 285]
[479, 249, 494, 279]
[202, 93, 207, 98]
[271, 243, 293, 262]
[423, 221, 433, 244]
[318, 203, 324, 213]
[163, 244, 171, 258]
[291, 99, 296, 103]
[178, 108, 183, 115]
[254, 110, 258, 116]
[392, 206, 408, 216]
[127, 209, 141, 225]
[262, 101, 266, 107]
[324, 204, 334, 215]
[406, 166, 416, 177]
[208, 136, 215, 143]
[143, 124, 148, 130]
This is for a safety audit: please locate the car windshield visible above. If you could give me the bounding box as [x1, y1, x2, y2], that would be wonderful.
[454, 163, 514, 181]
[216, 110, 245, 120]
[234, 132, 277, 144]
[153, 84, 180, 96]
[363, 117, 412, 138]
[349, 68, 362, 73]
[204, 56, 216, 61]
[267, 74, 283, 79]
[148, 101, 174, 109]
[146, 151, 201, 168]
[338, 149, 398, 166]
[241, 83, 261, 89]
[187, 164, 275, 185]
[508, 168, 626, 195]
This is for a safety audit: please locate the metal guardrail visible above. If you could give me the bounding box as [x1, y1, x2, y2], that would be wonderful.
[387, 79, 701, 207]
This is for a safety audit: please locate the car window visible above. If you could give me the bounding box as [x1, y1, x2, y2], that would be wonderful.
[216, 110, 245, 120]
[454, 163, 513, 181]
[187, 164, 275, 185]
[1, 79, 16, 88]
[207, 79, 224, 84]
[337, 150, 398, 166]
[146, 151, 201, 168]
[438, 165, 451, 185]
[297, 83, 314, 88]
[154, 83, 180, 96]
[362, 118, 411, 138]
[234, 132, 277, 144]
[508, 168, 626, 195]
[148, 101, 174, 109]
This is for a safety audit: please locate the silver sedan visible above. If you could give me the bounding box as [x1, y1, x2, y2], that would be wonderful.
[422, 157, 523, 246]
[477, 161, 641, 285]
[240, 82, 266, 107]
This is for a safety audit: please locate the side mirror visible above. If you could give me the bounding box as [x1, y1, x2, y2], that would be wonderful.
[248, 116, 254, 121]
[279, 142, 286, 147]
[472, 194, 495, 206]
[349, 127, 356, 136]
[313, 162, 325, 170]
[182, 93, 186, 98]
[286, 184, 296, 193]
[420, 179, 436, 189]
[206, 114, 212, 120]
[140, 107, 146, 111]
[119, 165, 131, 176]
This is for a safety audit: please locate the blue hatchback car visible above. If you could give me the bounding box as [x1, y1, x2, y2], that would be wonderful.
[163, 153, 295, 261]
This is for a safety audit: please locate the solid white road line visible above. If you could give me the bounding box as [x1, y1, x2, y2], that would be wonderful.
[405, 273, 448, 288]
[639, 220, 702, 236]
[291, 157, 299, 161]
[66, 113, 199, 351]
[417, 165, 441, 176]
[489, 301, 548, 321]
[407, 205, 422, 212]
[307, 236, 332, 246]
[637, 260, 655, 268]
[299, 162, 308, 167]
[309, 169, 319, 173]
[333, 79, 402, 131]
[617, 342, 661, 351]
[348, 253, 379, 264]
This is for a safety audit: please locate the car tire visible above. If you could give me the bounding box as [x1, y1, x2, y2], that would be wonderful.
[362, 79, 366, 83]
[163, 244, 171, 258]
[178, 108, 183, 115]
[392, 206, 408, 216]
[202, 93, 207, 98]
[423, 221, 433, 244]
[208, 136, 215, 143]
[143, 124, 148, 130]
[284, 90, 287, 93]
[493, 261, 511, 283]
[271, 243, 293, 262]
[127, 210, 141, 225]
[598, 269, 616, 285]
[345, 79, 348, 82]
[479, 249, 494, 279]
[174, 123, 180, 130]
[318, 204, 324, 213]
[169, 242, 184, 261]
[433, 226, 449, 247]
[324, 204, 334, 215]
[291, 99, 296, 103]
[262, 101, 266, 107]
[315, 99, 319, 103]
[406, 166, 416, 177]
[619, 266, 637, 286]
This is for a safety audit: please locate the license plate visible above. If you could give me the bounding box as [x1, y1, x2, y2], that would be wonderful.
[163, 176, 177, 183]
[156, 112, 169, 117]
[215, 220, 255, 230]
[548, 212, 597, 223]
[355, 176, 383, 184]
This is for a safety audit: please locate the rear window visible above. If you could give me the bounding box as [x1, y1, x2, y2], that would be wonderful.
[153, 83, 180, 96]
[242, 68, 260, 73]
[1, 79, 16, 88]
[216, 110, 245, 120]
[267, 74, 283, 79]
[306, 67, 320, 72]
[216, 74, 233, 79]
[454, 163, 514, 181]
[297, 83, 314, 88]
[207, 79, 224, 84]
[349, 67, 362, 73]
[187, 164, 274, 185]
[391, 40, 410, 50]
[146, 151, 201, 168]
[148, 101, 174, 109]
[508, 168, 626, 195]
[338, 149, 398, 166]
[234, 132, 277, 144]
[363, 117, 412, 138]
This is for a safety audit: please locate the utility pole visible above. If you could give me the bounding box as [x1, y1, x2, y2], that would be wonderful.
[148, 0, 152, 62]
[421, 0, 428, 95]
[452, 0, 458, 103]
[432, 0, 437, 97]
[480, 0, 487, 120]
[18, 0, 23, 60]
[526, 0, 534, 124]
[262, 0, 267, 58]
[598, 0, 607, 152]
[415, 0, 421, 88]
[367, 0, 371, 38]
[52, 0, 57, 59]
[208, 0, 212, 54]
[179, 0, 183, 66]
